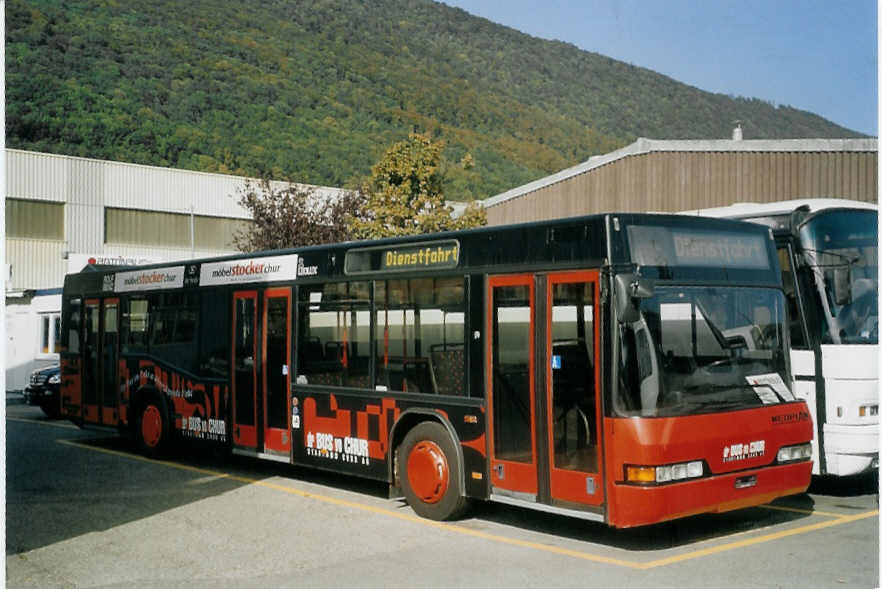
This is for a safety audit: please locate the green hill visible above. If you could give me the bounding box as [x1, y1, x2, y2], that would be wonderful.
[5, 0, 863, 199]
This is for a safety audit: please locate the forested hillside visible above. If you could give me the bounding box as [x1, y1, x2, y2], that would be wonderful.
[6, 0, 861, 199]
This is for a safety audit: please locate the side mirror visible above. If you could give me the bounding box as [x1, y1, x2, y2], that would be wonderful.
[615, 273, 655, 323]
[833, 266, 852, 306]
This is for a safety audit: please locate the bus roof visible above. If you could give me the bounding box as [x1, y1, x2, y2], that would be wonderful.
[62, 212, 782, 295]
[681, 198, 877, 220]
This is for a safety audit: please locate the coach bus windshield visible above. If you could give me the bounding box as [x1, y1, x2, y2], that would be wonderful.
[799, 209, 878, 345]
[615, 286, 792, 417]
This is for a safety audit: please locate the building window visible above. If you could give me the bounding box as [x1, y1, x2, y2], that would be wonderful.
[39, 313, 62, 355]
[105, 207, 251, 250]
[6, 199, 64, 240]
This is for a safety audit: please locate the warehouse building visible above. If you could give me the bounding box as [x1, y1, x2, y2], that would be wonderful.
[4, 149, 345, 389]
[482, 137, 878, 225]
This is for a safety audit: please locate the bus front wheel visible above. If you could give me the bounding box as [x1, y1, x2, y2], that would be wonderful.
[398, 421, 469, 521]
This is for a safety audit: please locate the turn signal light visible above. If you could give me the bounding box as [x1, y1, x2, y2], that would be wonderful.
[625, 466, 656, 483]
[859, 405, 878, 417]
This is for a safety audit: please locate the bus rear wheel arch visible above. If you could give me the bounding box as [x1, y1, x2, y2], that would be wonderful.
[398, 421, 470, 521]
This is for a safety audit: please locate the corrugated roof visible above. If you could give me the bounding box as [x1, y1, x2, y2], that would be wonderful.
[481, 137, 878, 209]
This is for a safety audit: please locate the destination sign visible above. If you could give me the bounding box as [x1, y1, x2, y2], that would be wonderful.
[345, 240, 460, 275]
[381, 242, 459, 270]
[628, 226, 770, 270]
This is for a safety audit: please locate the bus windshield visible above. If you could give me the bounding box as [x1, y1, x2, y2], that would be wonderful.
[615, 286, 791, 417]
[800, 210, 878, 345]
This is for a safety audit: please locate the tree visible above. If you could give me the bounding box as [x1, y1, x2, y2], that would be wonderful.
[348, 133, 486, 240]
[233, 178, 366, 252]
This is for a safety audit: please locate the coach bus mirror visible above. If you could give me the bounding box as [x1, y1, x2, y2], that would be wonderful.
[833, 266, 852, 306]
[614, 274, 654, 324]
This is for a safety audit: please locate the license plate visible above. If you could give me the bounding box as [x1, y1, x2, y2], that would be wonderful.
[735, 475, 757, 489]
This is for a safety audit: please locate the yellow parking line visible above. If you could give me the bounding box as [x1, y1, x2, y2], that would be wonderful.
[56, 438, 878, 570]
[642, 510, 878, 569]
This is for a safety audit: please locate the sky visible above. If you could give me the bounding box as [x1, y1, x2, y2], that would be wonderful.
[443, 0, 878, 137]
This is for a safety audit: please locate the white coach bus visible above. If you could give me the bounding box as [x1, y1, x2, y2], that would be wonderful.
[687, 199, 878, 477]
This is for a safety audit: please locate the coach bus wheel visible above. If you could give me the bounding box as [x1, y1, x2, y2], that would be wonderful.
[137, 398, 169, 458]
[399, 421, 469, 521]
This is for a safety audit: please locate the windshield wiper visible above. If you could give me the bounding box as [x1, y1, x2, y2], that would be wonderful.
[802, 248, 862, 268]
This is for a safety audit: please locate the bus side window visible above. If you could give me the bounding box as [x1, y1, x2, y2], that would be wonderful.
[123, 297, 151, 354]
[198, 290, 230, 378]
[778, 247, 807, 348]
[297, 282, 370, 388]
[375, 278, 466, 395]
[150, 293, 199, 373]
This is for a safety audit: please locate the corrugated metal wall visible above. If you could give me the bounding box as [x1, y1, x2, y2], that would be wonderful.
[6, 239, 66, 290]
[485, 149, 878, 226]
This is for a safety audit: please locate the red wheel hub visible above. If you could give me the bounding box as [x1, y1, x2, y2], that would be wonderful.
[141, 405, 162, 448]
[407, 440, 449, 504]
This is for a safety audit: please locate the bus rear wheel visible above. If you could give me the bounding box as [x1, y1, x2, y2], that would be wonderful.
[399, 421, 469, 521]
[136, 397, 169, 458]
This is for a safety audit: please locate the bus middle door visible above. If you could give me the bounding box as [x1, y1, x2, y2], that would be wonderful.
[232, 288, 293, 458]
[262, 287, 292, 457]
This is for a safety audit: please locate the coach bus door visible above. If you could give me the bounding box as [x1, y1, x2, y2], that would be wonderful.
[262, 287, 292, 456]
[487, 275, 538, 498]
[546, 271, 603, 507]
[232, 291, 259, 449]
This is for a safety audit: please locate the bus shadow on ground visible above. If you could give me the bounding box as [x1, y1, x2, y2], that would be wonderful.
[80, 435, 392, 500]
[464, 494, 816, 552]
[6, 428, 255, 556]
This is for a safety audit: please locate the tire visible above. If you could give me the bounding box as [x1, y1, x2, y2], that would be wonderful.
[39, 401, 60, 420]
[398, 421, 470, 521]
[136, 396, 170, 458]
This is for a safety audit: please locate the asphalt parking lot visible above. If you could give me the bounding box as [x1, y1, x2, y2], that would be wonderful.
[6, 401, 879, 588]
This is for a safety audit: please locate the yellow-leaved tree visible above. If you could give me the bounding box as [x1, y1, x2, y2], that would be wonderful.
[348, 133, 486, 239]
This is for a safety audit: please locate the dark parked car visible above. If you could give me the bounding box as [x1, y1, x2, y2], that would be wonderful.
[24, 365, 61, 418]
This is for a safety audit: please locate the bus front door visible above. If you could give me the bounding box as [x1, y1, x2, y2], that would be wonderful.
[232, 291, 259, 449]
[262, 287, 292, 456]
[546, 271, 603, 507]
[488, 272, 604, 511]
[487, 275, 538, 498]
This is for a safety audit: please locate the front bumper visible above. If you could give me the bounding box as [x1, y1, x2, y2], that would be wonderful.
[24, 385, 58, 406]
[609, 460, 812, 528]
[823, 424, 879, 476]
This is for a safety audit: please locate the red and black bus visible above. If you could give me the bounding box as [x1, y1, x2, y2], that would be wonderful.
[59, 213, 813, 527]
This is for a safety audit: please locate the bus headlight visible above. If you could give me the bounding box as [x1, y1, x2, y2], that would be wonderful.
[776, 443, 812, 463]
[625, 460, 704, 485]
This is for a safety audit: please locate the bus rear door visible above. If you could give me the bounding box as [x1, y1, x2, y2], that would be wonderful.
[82, 297, 120, 426]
